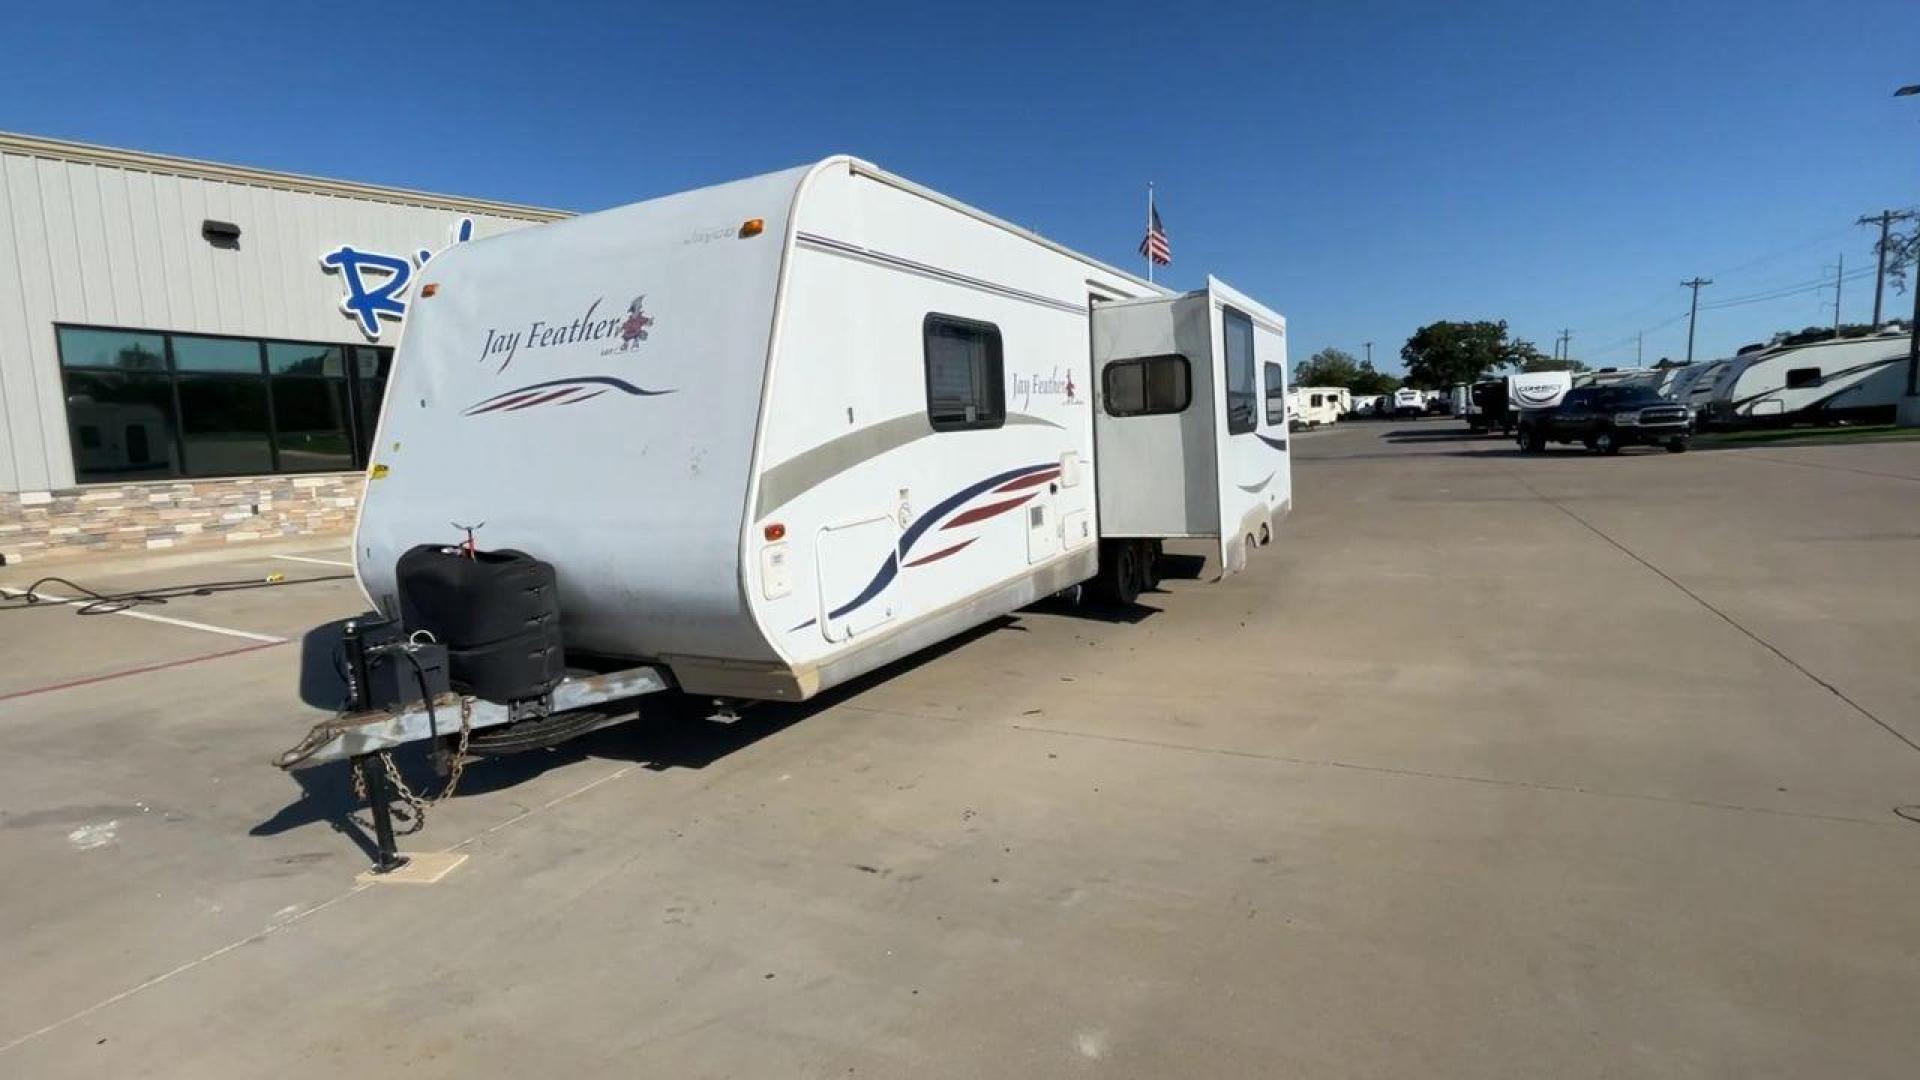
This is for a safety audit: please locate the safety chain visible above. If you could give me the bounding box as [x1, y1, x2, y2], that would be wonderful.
[351, 696, 475, 835]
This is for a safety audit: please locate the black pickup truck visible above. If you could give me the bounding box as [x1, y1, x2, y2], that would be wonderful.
[1516, 385, 1692, 454]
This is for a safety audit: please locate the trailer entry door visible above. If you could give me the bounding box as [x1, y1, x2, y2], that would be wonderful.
[1090, 292, 1220, 542]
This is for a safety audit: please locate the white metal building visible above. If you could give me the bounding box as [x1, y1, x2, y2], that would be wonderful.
[0, 132, 567, 562]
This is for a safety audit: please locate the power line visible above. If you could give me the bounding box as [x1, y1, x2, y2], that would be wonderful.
[1699, 266, 1873, 311]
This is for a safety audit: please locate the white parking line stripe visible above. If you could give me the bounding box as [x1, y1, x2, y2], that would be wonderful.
[0, 586, 286, 644]
[272, 554, 354, 568]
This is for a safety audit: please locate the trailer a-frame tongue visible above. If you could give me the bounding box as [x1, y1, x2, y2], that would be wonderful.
[1090, 278, 1291, 579]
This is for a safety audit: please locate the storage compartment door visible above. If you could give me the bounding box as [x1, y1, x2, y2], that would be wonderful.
[815, 515, 899, 642]
[1091, 294, 1219, 540]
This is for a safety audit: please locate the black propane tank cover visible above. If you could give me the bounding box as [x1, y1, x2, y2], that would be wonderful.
[394, 545, 564, 703]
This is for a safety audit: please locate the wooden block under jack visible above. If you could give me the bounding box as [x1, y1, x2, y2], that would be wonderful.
[356, 851, 468, 885]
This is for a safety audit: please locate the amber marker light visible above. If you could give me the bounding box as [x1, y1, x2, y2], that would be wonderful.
[739, 218, 765, 238]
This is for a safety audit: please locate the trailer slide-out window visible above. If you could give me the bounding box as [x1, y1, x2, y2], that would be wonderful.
[1264, 363, 1286, 425]
[1785, 367, 1821, 389]
[1103, 354, 1191, 417]
[923, 314, 1005, 431]
[1223, 307, 1257, 434]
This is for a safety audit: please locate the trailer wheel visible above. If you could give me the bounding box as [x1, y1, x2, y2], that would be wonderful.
[1100, 542, 1140, 606]
[1137, 541, 1161, 592]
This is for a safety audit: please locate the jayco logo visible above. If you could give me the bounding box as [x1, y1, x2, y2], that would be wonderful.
[320, 218, 474, 338]
[479, 295, 653, 374]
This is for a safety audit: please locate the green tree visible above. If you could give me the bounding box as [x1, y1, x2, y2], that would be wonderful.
[1295, 347, 1399, 396]
[1519, 355, 1588, 373]
[1295, 348, 1362, 387]
[1399, 320, 1542, 389]
[1350, 361, 1399, 396]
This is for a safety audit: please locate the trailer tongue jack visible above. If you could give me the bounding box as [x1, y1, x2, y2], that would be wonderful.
[355, 755, 411, 875]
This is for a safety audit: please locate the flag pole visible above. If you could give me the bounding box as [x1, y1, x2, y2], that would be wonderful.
[1146, 182, 1155, 285]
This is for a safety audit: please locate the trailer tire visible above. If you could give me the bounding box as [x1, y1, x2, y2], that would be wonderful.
[1138, 542, 1161, 592]
[1100, 542, 1140, 607]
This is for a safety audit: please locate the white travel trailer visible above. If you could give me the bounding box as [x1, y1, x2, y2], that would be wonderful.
[1291, 385, 1345, 427]
[1507, 370, 1572, 412]
[1672, 358, 1728, 413]
[1349, 393, 1385, 418]
[351, 156, 1293, 706]
[1700, 330, 1911, 428]
[1388, 386, 1426, 418]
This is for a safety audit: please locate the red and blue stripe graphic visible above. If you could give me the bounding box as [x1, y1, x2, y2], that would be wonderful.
[794, 461, 1060, 631]
[463, 376, 671, 417]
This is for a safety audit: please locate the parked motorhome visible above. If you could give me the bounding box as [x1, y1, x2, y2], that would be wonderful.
[352, 156, 1294, 706]
[1291, 386, 1345, 428]
[1699, 329, 1912, 428]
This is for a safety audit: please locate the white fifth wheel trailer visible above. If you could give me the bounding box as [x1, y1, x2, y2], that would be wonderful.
[1699, 329, 1911, 428]
[335, 156, 1289, 711]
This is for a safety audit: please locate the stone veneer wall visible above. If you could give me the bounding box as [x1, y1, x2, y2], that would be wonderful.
[0, 473, 363, 564]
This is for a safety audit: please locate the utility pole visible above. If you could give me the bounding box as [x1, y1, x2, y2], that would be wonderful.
[1858, 210, 1916, 327]
[1364, 341, 1373, 366]
[1636, 331, 1644, 366]
[1554, 329, 1571, 363]
[1830, 253, 1844, 332]
[1898, 83, 1920, 424]
[1681, 277, 1712, 364]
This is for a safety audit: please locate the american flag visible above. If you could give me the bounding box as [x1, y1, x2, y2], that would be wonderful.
[1139, 199, 1171, 266]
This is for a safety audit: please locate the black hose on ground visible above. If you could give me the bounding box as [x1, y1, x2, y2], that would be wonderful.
[0, 572, 352, 615]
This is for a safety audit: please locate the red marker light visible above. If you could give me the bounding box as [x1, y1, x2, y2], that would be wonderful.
[763, 522, 786, 541]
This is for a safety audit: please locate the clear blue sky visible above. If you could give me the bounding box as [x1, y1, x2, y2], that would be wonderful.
[5, 0, 1918, 372]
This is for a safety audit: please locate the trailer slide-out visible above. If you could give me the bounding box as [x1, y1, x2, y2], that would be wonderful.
[278, 155, 1293, 867]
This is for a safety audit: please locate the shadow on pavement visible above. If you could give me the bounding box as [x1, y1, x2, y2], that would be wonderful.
[253, 614, 1033, 850]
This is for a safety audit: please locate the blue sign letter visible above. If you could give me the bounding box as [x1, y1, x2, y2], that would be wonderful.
[320, 246, 412, 338]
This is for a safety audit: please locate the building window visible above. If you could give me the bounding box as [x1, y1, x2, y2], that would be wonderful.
[1223, 307, 1257, 434]
[1265, 364, 1287, 426]
[269, 342, 355, 472]
[924, 314, 1004, 431]
[56, 325, 391, 484]
[1103, 354, 1191, 417]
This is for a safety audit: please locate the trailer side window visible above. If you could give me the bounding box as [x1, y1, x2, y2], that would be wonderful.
[923, 314, 1005, 431]
[1264, 363, 1286, 425]
[1223, 307, 1257, 434]
[1103, 355, 1190, 417]
[1785, 367, 1821, 389]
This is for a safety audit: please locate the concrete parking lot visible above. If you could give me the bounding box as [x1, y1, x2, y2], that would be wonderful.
[2, 420, 1917, 1078]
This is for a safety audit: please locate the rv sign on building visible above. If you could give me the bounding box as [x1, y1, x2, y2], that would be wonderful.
[320, 217, 475, 338]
